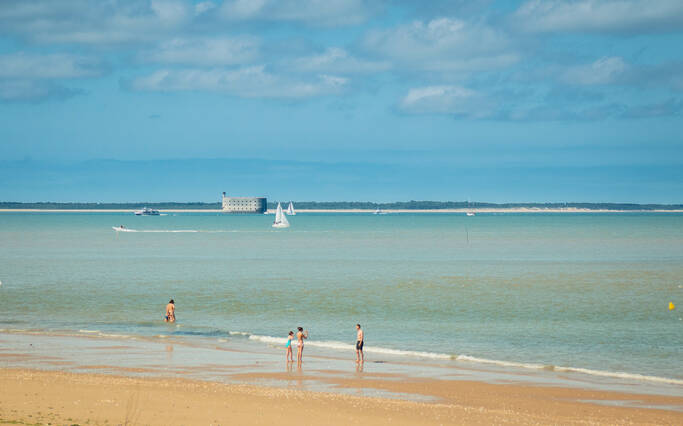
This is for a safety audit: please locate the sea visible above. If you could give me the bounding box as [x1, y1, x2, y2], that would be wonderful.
[1, 212, 682, 395]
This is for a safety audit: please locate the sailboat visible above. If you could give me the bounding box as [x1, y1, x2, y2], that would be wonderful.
[286, 202, 296, 215]
[466, 198, 475, 216]
[272, 203, 290, 228]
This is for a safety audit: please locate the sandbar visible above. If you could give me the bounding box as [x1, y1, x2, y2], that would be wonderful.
[1, 208, 682, 213]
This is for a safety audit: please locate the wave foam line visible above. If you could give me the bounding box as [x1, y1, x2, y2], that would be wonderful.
[551, 366, 683, 385]
[242, 332, 683, 385]
[455, 355, 683, 385]
[247, 334, 451, 360]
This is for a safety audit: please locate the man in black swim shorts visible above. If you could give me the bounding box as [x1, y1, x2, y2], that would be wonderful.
[355, 323, 364, 363]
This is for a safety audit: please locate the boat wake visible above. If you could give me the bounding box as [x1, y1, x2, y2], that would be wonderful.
[113, 227, 197, 233]
[111, 227, 274, 233]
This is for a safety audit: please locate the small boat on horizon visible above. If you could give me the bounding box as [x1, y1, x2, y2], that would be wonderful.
[272, 203, 290, 228]
[466, 212, 475, 217]
[286, 202, 296, 215]
[374, 208, 386, 215]
[134, 207, 160, 216]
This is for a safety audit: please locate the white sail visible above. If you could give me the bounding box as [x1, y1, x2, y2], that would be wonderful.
[273, 203, 290, 228]
[287, 202, 296, 215]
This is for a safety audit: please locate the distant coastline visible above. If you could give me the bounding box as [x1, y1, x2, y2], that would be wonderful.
[1, 201, 682, 213]
[2, 208, 683, 214]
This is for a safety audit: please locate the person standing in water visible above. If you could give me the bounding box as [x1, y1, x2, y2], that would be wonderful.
[285, 331, 295, 362]
[165, 299, 175, 323]
[355, 324, 364, 363]
[296, 327, 308, 364]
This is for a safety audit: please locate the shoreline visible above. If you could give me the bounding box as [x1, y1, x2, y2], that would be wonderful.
[1, 367, 682, 425]
[2, 208, 683, 213]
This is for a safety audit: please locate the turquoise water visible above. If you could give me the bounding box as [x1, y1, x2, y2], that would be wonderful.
[1, 212, 682, 385]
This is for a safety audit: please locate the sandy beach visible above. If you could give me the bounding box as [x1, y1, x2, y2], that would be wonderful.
[1, 368, 682, 425]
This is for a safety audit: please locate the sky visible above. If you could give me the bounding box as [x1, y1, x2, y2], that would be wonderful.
[0, 0, 682, 203]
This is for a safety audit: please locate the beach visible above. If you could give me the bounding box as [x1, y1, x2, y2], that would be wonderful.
[2, 368, 682, 425]
[2, 328, 682, 425]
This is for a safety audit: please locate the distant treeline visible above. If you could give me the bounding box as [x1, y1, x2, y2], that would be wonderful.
[270, 201, 683, 210]
[2, 201, 682, 210]
[0, 202, 221, 210]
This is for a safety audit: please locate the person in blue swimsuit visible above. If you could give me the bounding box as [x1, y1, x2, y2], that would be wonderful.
[285, 331, 294, 362]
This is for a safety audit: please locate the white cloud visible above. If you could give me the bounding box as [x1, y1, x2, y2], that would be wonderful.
[291, 47, 390, 73]
[219, 0, 376, 26]
[141, 37, 260, 66]
[0, 0, 192, 45]
[513, 0, 683, 34]
[0, 52, 103, 101]
[0, 80, 82, 102]
[621, 98, 682, 118]
[363, 18, 518, 72]
[0, 53, 104, 79]
[194, 1, 216, 15]
[130, 66, 347, 98]
[561, 56, 628, 85]
[399, 85, 491, 118]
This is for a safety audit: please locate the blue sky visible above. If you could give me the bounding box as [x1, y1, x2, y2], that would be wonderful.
[0, 0, 682, 202]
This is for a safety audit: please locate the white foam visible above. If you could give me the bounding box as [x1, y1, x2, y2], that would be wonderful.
[97, 332, 134, 339]
[551, 366, 683, 385]
[453, 356, 683, 385]
[248, 334, 289, 345]
[78, 329, 100, 334]
[456, 355, 546, 370]
[247, 334, 451, 359]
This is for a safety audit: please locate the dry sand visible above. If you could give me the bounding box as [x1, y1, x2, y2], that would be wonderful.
[1, 368, 681, 425]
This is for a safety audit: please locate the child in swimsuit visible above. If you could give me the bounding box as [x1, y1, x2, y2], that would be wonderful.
[285, 331, 294, 362]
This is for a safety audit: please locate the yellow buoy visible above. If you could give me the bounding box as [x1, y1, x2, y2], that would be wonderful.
[670, 302, 676, 311]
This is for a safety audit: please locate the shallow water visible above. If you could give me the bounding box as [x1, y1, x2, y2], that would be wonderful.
[0, 212, 681, 389]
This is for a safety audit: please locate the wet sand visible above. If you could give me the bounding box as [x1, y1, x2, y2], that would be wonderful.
[1, 368, 681, 425]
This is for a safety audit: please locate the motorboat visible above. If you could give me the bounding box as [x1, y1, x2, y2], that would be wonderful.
[134, 207, 160, 216]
